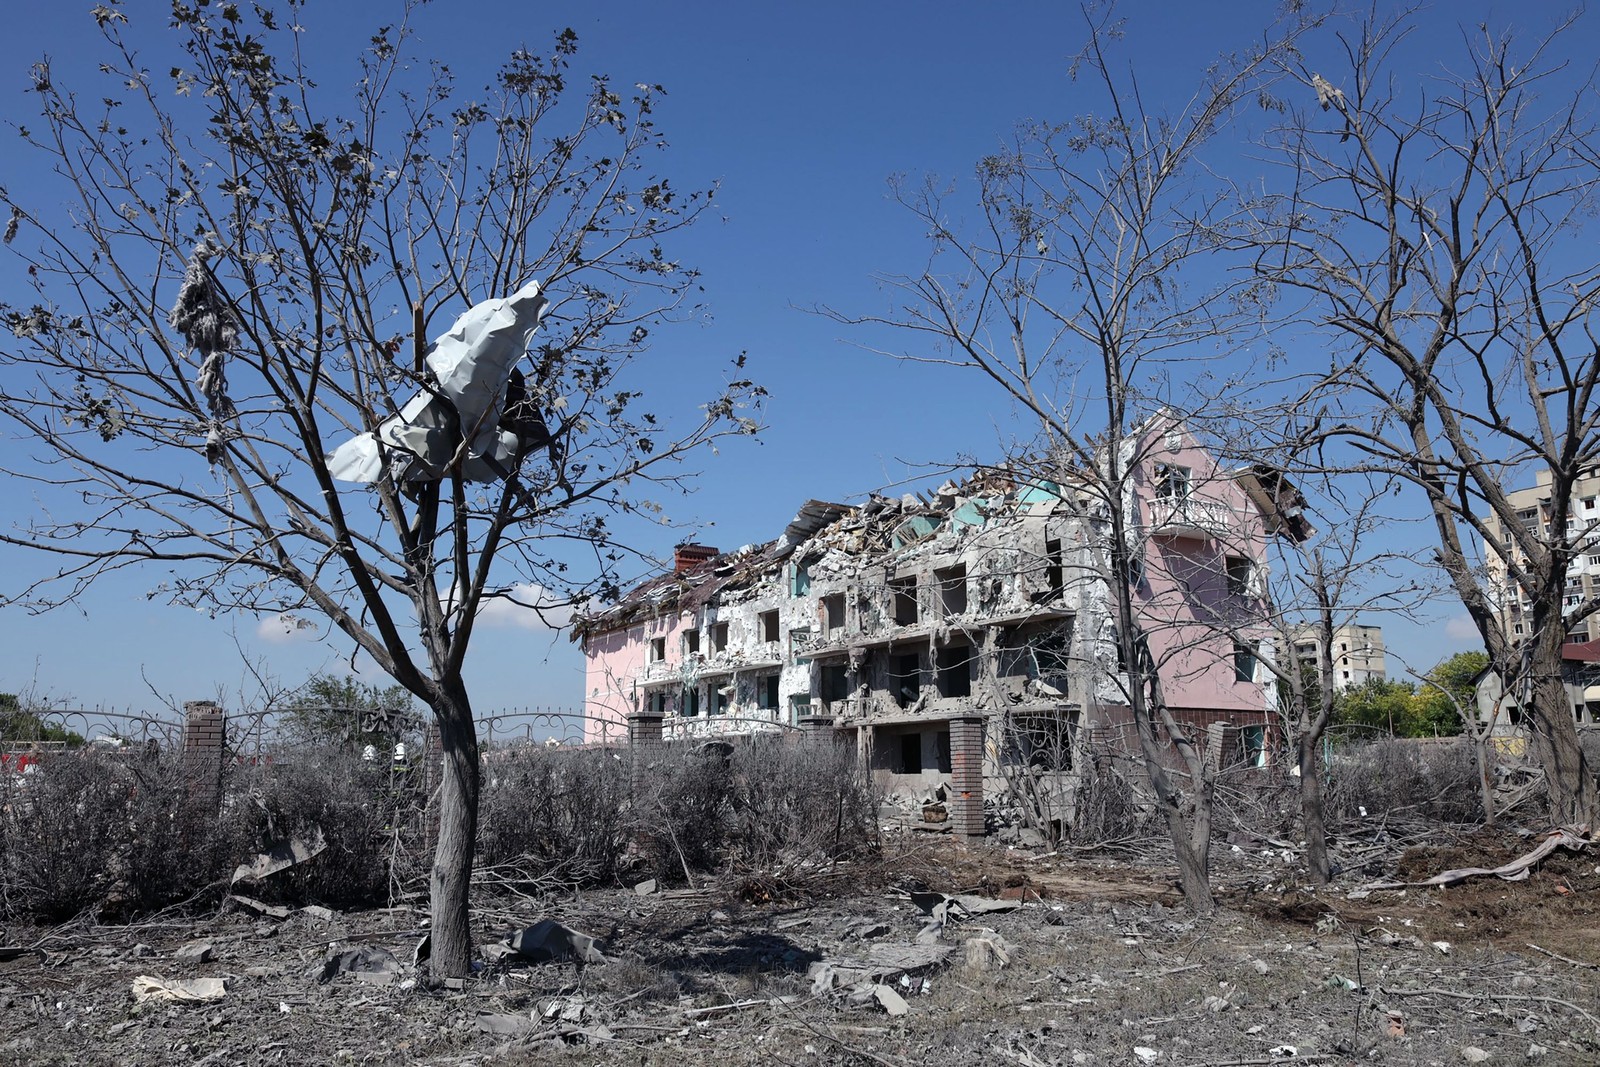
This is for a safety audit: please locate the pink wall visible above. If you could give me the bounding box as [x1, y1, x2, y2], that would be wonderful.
[1131, 421, 1274, 716]
[581, 610, 693, 741]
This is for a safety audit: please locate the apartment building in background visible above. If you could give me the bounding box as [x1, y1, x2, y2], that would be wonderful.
[1289, 621, 1387, 690]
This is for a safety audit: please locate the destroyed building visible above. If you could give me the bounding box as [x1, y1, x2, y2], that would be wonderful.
[572, 417, 1313, 838]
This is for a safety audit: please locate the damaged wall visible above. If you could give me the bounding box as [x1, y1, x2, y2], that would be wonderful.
[574, 420, 1307, 836]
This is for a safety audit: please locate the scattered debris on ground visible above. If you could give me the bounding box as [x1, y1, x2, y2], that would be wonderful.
[3, 826, 1599, 1065]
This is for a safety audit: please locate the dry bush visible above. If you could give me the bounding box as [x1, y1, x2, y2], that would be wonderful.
[0, 749, 227, 919]
[0, 751, 139, 918]
[631, 737, 881, 892]
[476, 745, 631, 889]
[1326, 737, 1481, 826]
[232, 749, 427, 906]
[1069, 758, 1156, 844]
[720, 738, 881, 896]
[636, 742, 737, 878]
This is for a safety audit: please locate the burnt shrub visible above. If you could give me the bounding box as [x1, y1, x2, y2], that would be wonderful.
[231, 748, 426, 907]
[1326, 737, 1481, 826]
[477, 745, 631, 888]
[723, 738, 878, 869]
[630, 736, 880, 891]
[636, 742, 736, 878]
[0, 748, 227, 919]
[0, 750, 138, 919]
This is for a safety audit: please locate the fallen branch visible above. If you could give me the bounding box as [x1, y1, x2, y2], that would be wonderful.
[1177, 1058, 1334, 1067]
[1380, 985, 1600, 1030]
[1359, 826, 1589, 891]
[1527, 942, 1600, 970]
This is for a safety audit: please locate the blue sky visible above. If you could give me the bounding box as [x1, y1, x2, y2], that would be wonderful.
[0, 1, 1574, 718]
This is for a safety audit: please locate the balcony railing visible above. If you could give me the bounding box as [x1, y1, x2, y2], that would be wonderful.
[1148, 495, 1234, 540]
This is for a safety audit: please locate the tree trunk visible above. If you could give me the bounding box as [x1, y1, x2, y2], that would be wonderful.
[1527, 628, 1599, 826]
[1297, 734, 1330, 885]
[429, 684, 481, 980]
[1472, 732, 1497, 826]
[1172, 790, 1216, 913]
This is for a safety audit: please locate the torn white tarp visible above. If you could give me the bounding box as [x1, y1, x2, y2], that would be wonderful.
[327, 280, 549, 483]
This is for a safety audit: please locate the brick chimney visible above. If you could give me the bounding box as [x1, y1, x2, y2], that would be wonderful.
[674, 543, 718, 573]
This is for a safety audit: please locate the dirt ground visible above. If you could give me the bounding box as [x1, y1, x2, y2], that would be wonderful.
[3, 826, 1598, 1067]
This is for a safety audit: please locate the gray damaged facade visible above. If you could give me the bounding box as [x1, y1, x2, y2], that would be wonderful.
[575, 451, 1303, 839]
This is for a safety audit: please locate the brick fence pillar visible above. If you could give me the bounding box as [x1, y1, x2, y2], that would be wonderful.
[182, 700, 225, 812]
[798, 713, 836, 746]
[628, 711, 664, 799]
[949, 715, 986, 841]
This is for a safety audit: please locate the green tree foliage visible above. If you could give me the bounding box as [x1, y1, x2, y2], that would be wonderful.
[1410, 651, 1490, 737]
[0, 692, 84, 746]
[1333, 678, 1419, 736]
[1333, 652, 1488, 738]
[281, 674, 418, 751]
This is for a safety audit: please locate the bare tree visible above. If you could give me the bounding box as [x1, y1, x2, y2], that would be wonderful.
[0, 3, 760, 977]
[834, 9, 1317, 911]
[1252, 10, 1600, 824]
[1250, 472, 1422, 882]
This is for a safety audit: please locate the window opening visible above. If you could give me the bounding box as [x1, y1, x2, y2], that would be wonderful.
[1233, 641, 1258, 683]
[892, 653, 921, 708]
[1225, 556, 1252, 597]
[822, 593, 846, 636]
[936, 564, 967, 616]
[937, 644, 972, 698]
[1155, 464, 1191, 501]
[890, 575, 919, 626]
[899, 733, 923, 775]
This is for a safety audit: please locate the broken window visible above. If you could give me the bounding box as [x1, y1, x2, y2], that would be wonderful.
[683, 686, 700, 717]
[1233, 641, 1259, 683]
[1240, 724, 1266, 767]
[1225, 556, 1252, 597]
[890, 575, 919, 626]
[647, 690, 669, 716]
[683, 629, 700, 656]
[820, 663, 850, 709]
[790, 563, 811, 597]
[759, 609, 780, 643]
[789, 627, 813, 658]
[899, 733, 923, 775]
[713, 687, 729, 715]
[936, 644, 973, 698]
[936, 564, 967, 616]
[892, 653, 922, 708]
[648, 636, 666, 663]
[711, 622, 729, 653]
[757, 674, 780, 710]
[821, 593, 847, 636]
[935, 729, 953, 774]
[1013, 712, 1077, 771]
[1044, 538, 1064, 601]
[1155, 464, 1191, 501]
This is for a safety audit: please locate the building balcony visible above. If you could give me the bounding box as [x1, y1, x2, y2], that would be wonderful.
[1149, 496, 1235, 540]
[638, 659, 683, 685]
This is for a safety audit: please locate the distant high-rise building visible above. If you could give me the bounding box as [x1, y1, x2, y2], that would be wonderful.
[1289, 622, 1386, 690]
[1481, 468, 1600, 647]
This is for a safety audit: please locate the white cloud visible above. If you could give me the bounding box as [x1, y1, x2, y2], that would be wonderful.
[256, 613, 321, 644]
[1444, 615, 1480, 641]
[475, 583, 573, 631]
